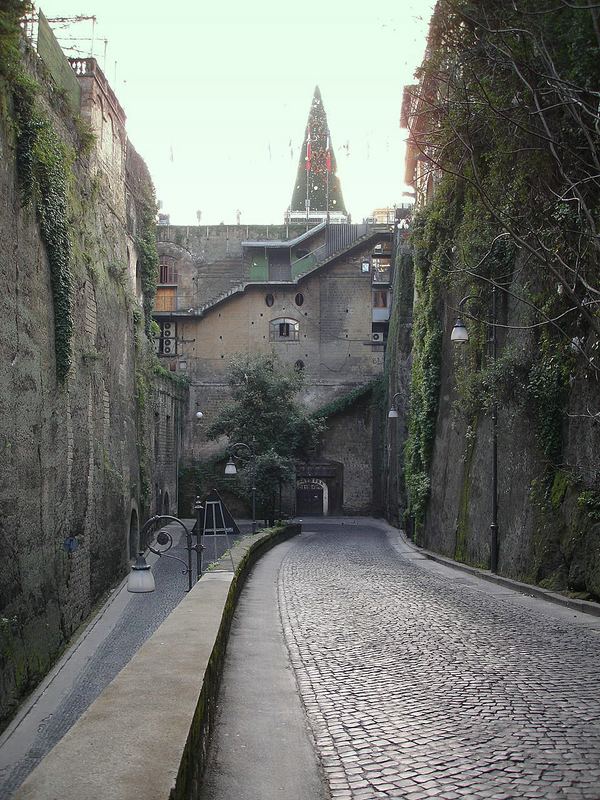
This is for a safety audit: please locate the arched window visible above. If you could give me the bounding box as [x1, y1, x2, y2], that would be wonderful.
[269, 317, 299, 342]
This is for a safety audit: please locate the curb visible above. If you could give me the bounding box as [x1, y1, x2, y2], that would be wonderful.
[169, 522, 304, 800]
[396, 528, 600, 618]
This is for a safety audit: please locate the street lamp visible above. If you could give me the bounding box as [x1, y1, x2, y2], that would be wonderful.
[388, 392, 402, 418]
[224, 458, 237, 475]
[127, 513, 204, 593]
[224, 442, 257, 533]
[451, 288, 499, 573]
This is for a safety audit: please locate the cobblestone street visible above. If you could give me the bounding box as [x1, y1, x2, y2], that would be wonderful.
[279, 522, 600, 800]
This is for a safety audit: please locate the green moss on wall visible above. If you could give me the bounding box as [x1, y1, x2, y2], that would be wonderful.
[312, 379, 381, 421]
[454, 426, 477, 563]
[136, 193, 159, 337]
[403, 202, 447, 532]
[12, 74, 74, 382]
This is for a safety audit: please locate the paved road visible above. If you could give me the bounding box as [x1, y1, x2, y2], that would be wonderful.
[275, 520, 600, 800]
[0, 523, 243, 799]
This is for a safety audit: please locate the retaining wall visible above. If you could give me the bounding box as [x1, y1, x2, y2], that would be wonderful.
[15, 523, 301, 800]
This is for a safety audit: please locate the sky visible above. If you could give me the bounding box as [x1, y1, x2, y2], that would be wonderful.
[37, 0, 433, 225]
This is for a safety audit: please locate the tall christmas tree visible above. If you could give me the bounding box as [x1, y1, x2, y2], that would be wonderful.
[290, 86, 347, 218]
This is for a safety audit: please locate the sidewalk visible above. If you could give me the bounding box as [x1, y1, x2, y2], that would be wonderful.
[198, 538, 327, 800]
[0, 519, 247, 798]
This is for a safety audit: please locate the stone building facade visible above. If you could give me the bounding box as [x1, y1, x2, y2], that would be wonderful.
[155, 222, 394, 515]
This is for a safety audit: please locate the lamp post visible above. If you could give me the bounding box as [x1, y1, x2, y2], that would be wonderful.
[387, 391, 403, 531]
[127, 513, 204, 593]
[388, 392, 402, 418]
[451, 287, 499, 573]
[224, 442, 257, 533]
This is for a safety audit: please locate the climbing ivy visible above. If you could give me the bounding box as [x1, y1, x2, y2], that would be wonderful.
[526, 339, 573, 465]
[152, 361, 190, 389]
[136, 192, 159, 337]
[0, 2, 30, 83]
[12, 75, 74, 383]
[403, 200, 448, 528]
[312, 378, 381, 421]
[2, 4, 76, 383]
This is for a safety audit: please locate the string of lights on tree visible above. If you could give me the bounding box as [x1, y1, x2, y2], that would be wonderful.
[290, 86, 347, 215]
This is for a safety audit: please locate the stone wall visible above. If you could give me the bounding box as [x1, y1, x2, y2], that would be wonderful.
[317, 395, 377, 515]
[174, 245, 385, 464]
[421, 284, 600, 596]
[380, 244, 414, 527]
[0, 46, 184, 729]
[384, 242, 600, 598]
[150, 374, 187, 526]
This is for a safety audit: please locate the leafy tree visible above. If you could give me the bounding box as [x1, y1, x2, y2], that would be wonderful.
[206, 353, 325, 521]
[406, 1, 600, 334]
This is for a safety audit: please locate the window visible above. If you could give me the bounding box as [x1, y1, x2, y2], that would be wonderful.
[361, 260, 370, 273]
[159, 256, 177, 285]
[372, 258, 391, 283]
[295, 292, 304, 307]
[265, 293, 275, 307]
[373, 291, 388, 309]
[294, 359, 305, 372]
[269, 317, 299, 342]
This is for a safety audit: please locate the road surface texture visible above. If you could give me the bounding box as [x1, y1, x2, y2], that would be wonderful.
[0, 523, 243, 799]
[202, 519, 600, 800]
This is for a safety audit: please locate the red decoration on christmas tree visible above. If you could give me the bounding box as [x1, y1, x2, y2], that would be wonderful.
[290, 86, 347, 217]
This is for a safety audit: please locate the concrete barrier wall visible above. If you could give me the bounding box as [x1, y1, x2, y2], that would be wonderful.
[15, 524, 301, 800]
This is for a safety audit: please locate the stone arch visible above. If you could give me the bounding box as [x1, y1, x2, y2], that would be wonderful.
[296, 478, 329, 516]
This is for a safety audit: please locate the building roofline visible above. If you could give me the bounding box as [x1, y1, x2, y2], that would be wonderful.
[242, 222, 326, 249]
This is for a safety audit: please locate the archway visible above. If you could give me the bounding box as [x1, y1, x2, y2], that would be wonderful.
[296, 479, 328, 516]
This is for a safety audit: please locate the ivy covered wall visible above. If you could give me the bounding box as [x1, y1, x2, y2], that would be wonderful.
[0, 13, 182, 730]
[394, 0, 600, 600]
